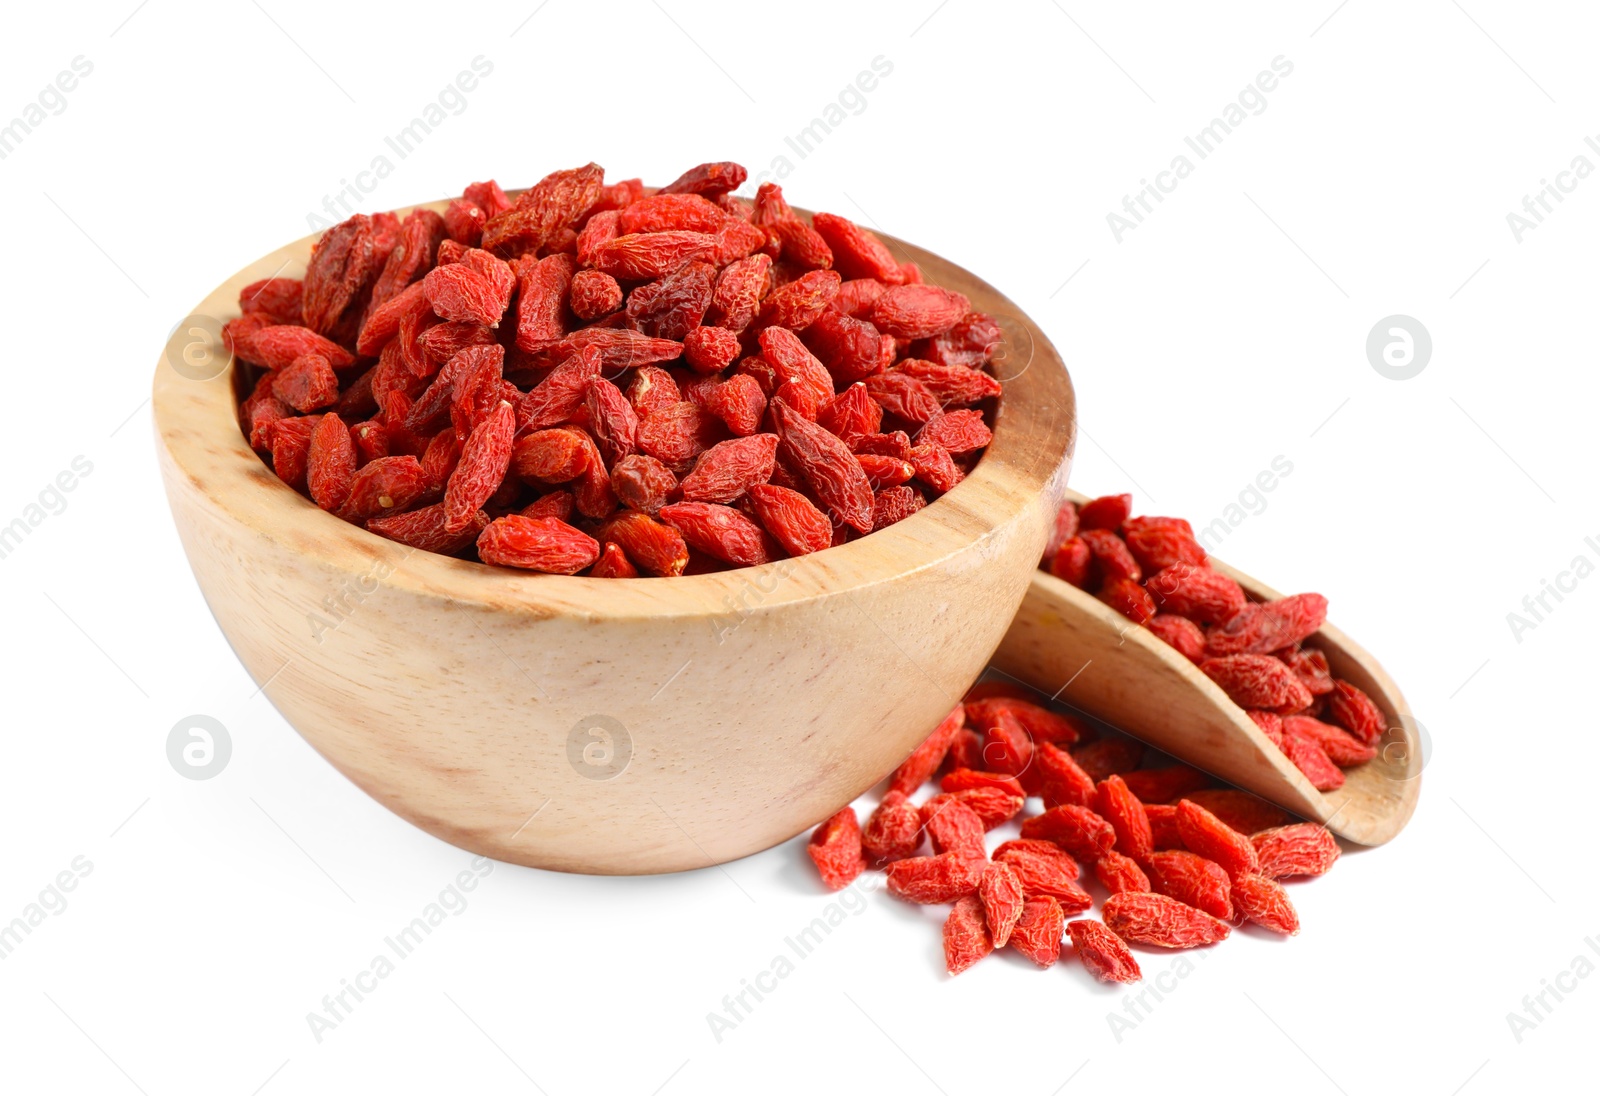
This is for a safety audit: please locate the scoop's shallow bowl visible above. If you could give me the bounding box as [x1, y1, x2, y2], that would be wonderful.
[154, 203, 1076, 873]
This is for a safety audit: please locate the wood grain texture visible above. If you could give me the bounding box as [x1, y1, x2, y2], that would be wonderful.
[152, 201, 1077, 874]
[992, 490, 1421, 846]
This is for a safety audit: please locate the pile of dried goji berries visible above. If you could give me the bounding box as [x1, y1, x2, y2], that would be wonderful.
[227, 161, 1005, 575]
[1044, 492, 1388, 792]
[808, 686, 1341, 980]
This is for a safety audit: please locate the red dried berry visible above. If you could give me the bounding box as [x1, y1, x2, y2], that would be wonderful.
[1200, 654, 1315, 714]
[589, 541, 639, 579]
[680, 434, 778, 503]
[594, 231, 721, 281]
[919, 796, 989, 861]
[1118, 765, 1212, 805]
[1077, 493, 1132, 531]
[771, 399, 875, 533]
[1080, 528, 1142, 584]
[1147, 563, 1248, 624]
[658, 501, 776, 566]
[1231, 872, 1301, 934]
[887, 706, 966, 797]
[367, 502, 487, 554]
[1282, 726, 1346, 791]
[1050, 536, 1094, 588]
[444, 402, 515, 533]
[745, 483, 833, 557]
[1251, 823, 1340, 879]
[476, 515, 600, 574]
[307, 412, 356, 513]
[944, 894, 994, 975]
[862, 790, 923, 865]
[1093, 850, 1152, 895]
[1121, 515, 1207, 572]
[1019, 805, 1116, 861]
[1070, 738, 1145, 784]
[1284, 714, 1377, 766]
[811, 212, 903, 283]
[993, 849, 1092, 911]
[1327, 679, 1387, 746]
[1100, 578, 1157, 625]
[568, 268, 623, 321]
[885, 853, 984, 904]
[1068, 919, 1143, 984]
[1147, 613, 1206, 662]
[1033, 742, 1097, 809]
[978, 862, 1025, 948]
[609, 454, 678, 515]
[597, 511, 689, 577]
[1096, 775, 1154, 862]
[1008, 896, 1065, 968]
[1177, 789, 1290, 837]
[1101, 891, 1231, 948]
[1175, 799, 1260, 879]
[807, 807, 864, 891]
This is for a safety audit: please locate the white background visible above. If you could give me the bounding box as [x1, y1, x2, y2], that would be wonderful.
[1, 1, 1593, 1092]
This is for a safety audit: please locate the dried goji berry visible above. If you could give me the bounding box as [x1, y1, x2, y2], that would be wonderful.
[1092, 850, 1151, 895]
[1019, 805, 1115, 861]
[1230, 872, 1300, 934]
[887, 705, 966, 797]
[658, 501, 776, 567]
[597, 511, 688, 576]
[1174, 799, 1259, 880]
[915, 409, 992, 455]
[1279, 646, 1335, 696]
[476, 515, 600, 574]
[367, 501, 487, 554]
[1118, 765, 1212, 805]
[915, 795, 986, 860]
[807, 807, 864, 891]
[1282, 727, 1346, 791]
[771, 399, 874, 533]
[1070, 738, 1144, 784]
[1284, 714, 1377, 766]
[885, 853, 984, 904]
[1100, 578, 1157, 625]
[1177, 789, 1290, 836]
[745, 483, 833, 557]
[1101, 891, 1231, 948]
[944, 894, 993, 975]
[1033, 742, 1097, 809]
[307, 412, 356, 513]
[481, 162, 603, 258]
[1050, 536, 1094, 588]
[336, 455, 429, 523]
[514, 253, 575, 350]
[1007, 896, 1065, 968]
[1068, 919, 1143, 984]
[594, 231, 721, 281]
[1148, 562, 1248, 624]
[757, 269, 841, 331]
[1147, 613, 1206, 662]
[1200, 654, 1314, 714]
[978, 862, 1025, 948]
[680, 434, 777, 503]
[1327, 679, 1386, 745]
[589, 541, 639, 579]
[862, 790, 923, 866]
[1080, 528, 1142, 584]
[812, 212, 903, 283]
[1077, 493, 1132, 532]
[1095, 776, 1153, 862]
[444, 402, 514, 532]
[609, 454, 678, 514]
[1251, 823, 1340, 879]
[993, 848, 1091, 911]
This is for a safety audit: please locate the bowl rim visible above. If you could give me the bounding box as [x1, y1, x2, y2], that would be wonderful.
[153, 199, 1076, 623]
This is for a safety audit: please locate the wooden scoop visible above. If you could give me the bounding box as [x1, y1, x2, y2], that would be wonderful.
[991, 491, 1421, 846]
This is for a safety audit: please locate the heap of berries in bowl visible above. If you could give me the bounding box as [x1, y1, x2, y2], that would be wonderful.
[227, 161, 1006, 576]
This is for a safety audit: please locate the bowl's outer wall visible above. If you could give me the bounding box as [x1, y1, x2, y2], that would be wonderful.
[155, 205, 1077, 873]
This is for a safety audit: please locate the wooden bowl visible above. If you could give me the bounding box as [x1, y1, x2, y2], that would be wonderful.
[994, 491, 1422, 846]
[153, 203, 1077, 874]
